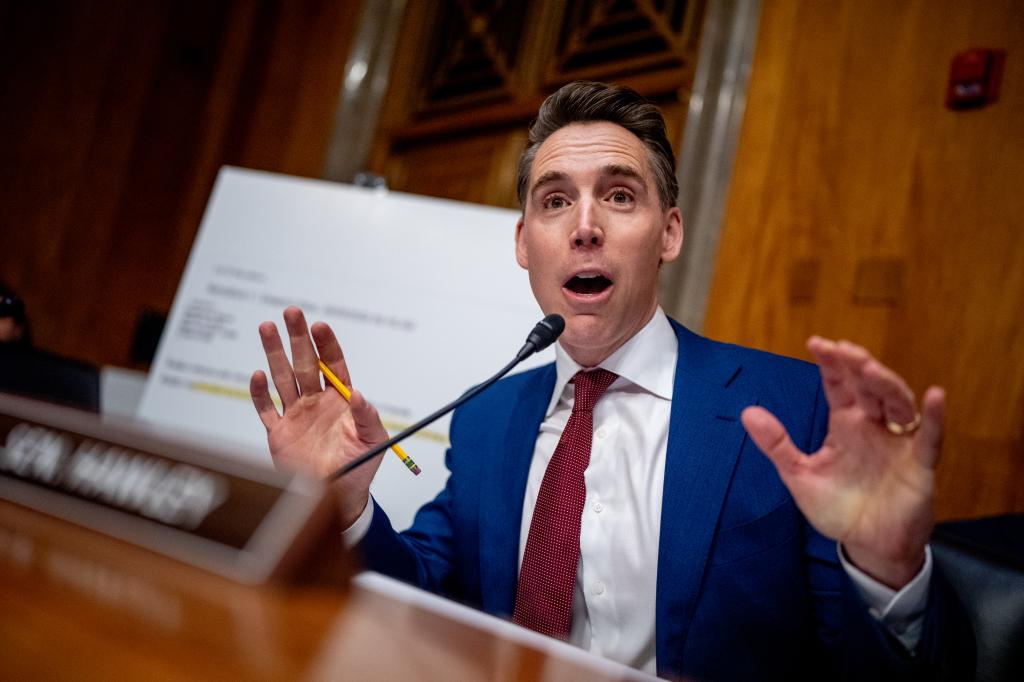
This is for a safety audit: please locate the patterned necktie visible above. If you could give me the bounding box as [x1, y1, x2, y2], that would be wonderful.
[513, 368, 618, 639]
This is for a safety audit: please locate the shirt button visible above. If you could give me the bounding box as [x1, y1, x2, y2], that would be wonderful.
[592, 502, 604, 513]
[593, 581, 606, 596]
[595, 427, 607, 439]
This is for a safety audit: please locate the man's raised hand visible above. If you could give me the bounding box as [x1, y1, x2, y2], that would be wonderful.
[741, 337, 943, 589]
[249, 306, 389, 526]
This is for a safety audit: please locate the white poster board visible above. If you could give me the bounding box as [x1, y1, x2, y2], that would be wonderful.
[138, 167, 548, 529]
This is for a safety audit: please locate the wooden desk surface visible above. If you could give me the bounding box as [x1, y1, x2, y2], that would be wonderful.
[0, 501, 651, 681]
[0, 500, 345, 680]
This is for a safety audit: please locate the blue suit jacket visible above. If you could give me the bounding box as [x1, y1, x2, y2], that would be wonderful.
[359, 321, 973, 680]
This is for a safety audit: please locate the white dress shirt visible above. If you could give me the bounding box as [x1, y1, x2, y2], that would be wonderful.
[345, 308, 931, 673]
[518, 306, 674, 672]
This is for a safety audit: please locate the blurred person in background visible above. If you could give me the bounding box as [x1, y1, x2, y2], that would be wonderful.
[0, 284, 30, 348]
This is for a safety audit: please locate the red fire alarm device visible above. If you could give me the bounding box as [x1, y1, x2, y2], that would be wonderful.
[946, 48, 1005, 110]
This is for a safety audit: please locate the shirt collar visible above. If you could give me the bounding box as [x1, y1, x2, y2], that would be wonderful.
[546, 307, 677, 417]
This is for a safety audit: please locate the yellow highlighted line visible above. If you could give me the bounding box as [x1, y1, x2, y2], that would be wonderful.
[188, 381, 450, 445]
[381, 419, 449, 445]
[191, 381, 262, 401]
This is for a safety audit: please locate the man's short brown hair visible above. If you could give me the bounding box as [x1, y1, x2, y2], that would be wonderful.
[516, 81, 679, 210]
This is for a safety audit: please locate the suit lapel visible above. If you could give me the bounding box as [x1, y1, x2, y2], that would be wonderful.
[478, 364, 555, 616]
[472, 321, 753, 666]
[656, 322, 752, 676]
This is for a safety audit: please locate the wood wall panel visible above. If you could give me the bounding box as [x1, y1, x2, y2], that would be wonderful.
[704, 0, 1024, 520]
[370, 0, 704, 208]
[388, 130, 529, 209]
[0, 0, 360, 368]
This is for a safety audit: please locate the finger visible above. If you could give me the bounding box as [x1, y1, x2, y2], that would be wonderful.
[859, 358, 917, 426]
[807, 336, 856, 410]
[311, 321, 352, 388]
[283, 306, 323, 395]
[741, 406, 806, 474]
[913, 386, 945, 468]
[833, 340, 890, 420]
[259, 321, 299, 407]
[249, 370, 280, 430]
[349, 388, 390, 446]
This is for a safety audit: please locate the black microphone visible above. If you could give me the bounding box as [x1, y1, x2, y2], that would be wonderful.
[328, 314, 565, 481]
[515, 313, 565, 361]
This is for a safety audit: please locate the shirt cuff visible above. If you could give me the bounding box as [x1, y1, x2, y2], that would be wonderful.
[838, 543, 932, 652]
[341, 497, 374, 548]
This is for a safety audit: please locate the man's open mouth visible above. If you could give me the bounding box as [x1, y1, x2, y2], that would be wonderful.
[564, 272, 613, 295]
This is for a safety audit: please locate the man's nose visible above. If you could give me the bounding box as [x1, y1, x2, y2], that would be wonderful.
[571, 201, 604, 248]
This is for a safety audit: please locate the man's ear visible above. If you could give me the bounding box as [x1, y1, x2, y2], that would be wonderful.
[660, 207, 684, 264]
[515, 216, 529, 269]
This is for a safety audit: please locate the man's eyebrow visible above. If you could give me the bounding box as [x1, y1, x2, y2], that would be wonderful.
[601, 163, 644, 183]
[530, 170, 568, 195]
[530, 164, 645, 194]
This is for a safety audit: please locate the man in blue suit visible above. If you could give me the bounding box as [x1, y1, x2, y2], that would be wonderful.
[250, 82, 972, 679]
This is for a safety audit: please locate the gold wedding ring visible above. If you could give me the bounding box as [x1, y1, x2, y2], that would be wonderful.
[885, 412, 922, 435]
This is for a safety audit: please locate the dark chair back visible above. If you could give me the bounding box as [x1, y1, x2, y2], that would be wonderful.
[0, 346, 100, 413]
[933, 515, 1024, 682]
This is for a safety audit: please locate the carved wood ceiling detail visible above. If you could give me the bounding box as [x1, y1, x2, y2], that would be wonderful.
[420, 0, 530, 111]
[412, 0, 701, 118]
[552, 0, 693, 81]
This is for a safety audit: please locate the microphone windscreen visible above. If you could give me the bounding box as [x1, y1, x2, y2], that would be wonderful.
[527, 314, 565, 352]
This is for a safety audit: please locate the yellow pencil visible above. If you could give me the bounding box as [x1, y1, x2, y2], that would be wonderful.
[318, 360, 422, 476]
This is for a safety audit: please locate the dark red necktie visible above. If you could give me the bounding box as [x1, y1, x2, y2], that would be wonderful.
[513, 368, 618, 639]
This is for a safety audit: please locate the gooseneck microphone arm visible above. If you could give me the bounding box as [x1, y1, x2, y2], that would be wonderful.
[327, 314, 565, 482]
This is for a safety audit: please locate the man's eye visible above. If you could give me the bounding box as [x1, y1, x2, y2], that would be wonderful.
[610, 190, 633, 204]
[545, 195, 568, 209]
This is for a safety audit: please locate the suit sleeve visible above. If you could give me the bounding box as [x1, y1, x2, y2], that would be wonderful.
[354, 444, 461, 595]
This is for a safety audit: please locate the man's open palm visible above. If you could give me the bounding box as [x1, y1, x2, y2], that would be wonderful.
[741, 337, 943, 588]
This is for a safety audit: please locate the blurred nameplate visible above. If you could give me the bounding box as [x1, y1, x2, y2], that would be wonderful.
[0, 393, 337, 584]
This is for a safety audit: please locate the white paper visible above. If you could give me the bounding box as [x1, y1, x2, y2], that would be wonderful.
[138, 167, 548, 529]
